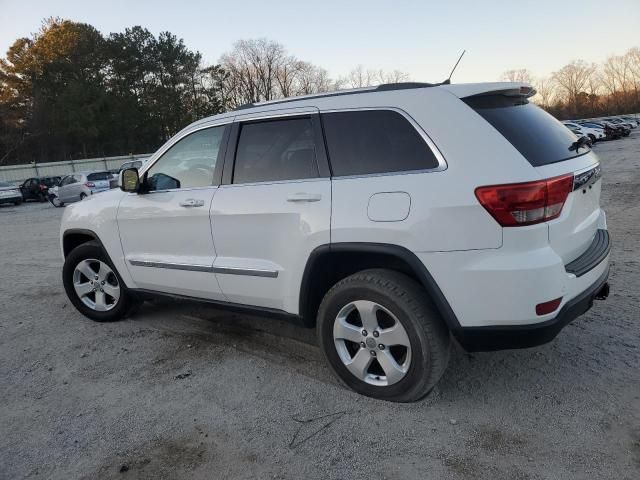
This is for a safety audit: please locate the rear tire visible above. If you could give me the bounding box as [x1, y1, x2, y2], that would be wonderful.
[63, 241, 139, 322]
[317, 269, 450, 402]
[588, 134, 596, 144]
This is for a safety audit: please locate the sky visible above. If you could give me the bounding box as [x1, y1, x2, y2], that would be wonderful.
[0, 0, 638, 83]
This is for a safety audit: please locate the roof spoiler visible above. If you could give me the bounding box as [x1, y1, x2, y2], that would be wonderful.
[442, 82, 536, 99]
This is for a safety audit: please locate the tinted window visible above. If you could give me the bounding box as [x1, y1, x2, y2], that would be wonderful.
[147, 126, 225, 191]
[233, 118, 318, 184]
[87, 172, 111, 181]
[322, 110, 438, 177]
[464, 95, 588, 167]
[41, 177, 60, 187]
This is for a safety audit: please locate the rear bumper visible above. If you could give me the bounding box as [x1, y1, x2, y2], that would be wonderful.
[455, 266, 610, 352]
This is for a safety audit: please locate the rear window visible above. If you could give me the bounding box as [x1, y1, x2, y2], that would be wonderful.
[87, 172, 111, 181]
[0, 181, 13, 187]
[463, 95, 587, 167]
[322, 110, 439, 176]
[233, 117, 318, 184]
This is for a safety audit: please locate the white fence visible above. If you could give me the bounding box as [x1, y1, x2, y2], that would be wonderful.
[0, 154, 153, 184]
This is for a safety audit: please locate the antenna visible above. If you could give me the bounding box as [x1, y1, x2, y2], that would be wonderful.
[441, 50, 466, 85]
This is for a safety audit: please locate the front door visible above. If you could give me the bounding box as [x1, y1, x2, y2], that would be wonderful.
[117, 123, 230, 300]
[211, 112, 331, 313]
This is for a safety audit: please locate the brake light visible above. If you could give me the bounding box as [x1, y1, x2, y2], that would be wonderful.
[85, 182, 95, 188]
[475, 174, 574, 226]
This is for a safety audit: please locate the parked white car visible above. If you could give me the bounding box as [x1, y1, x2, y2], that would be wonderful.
[60, 82, 611, 401]
[563, 121, 605, 143]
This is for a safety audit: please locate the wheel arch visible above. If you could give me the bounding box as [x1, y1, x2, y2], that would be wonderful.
[62, 229, 105, 258]
[299, 243, 461, 332]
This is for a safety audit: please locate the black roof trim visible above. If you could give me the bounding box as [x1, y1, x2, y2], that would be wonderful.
[234, 82, 436, 111]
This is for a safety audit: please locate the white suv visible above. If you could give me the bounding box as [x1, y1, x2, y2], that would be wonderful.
[60, 82, 611, 402]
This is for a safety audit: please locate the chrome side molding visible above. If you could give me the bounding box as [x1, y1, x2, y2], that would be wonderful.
[128, 259, 278, 278]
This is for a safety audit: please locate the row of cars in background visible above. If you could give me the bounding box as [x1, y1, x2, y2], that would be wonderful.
[562, 115, 639, 146]
[0, 159, 146, 208]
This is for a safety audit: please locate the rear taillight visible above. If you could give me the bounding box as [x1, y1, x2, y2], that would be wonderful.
[475, 174, 574, 227]
[85, 182, 95, 188]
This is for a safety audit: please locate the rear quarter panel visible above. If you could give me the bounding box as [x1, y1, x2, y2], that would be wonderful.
[325, 88, 543, 252]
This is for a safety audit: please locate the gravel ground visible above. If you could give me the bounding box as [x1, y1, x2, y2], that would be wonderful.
[1, 132, 639, 480]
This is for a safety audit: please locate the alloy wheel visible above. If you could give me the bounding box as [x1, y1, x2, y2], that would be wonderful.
[72, 259, 120, 311]
[333, 300, 412, 386]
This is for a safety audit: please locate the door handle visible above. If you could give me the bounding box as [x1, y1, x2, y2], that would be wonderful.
[179, 198, 205, 207]
[286, 193, 322, 203]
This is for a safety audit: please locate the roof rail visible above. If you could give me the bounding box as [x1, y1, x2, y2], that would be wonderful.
[234, 82, 436, 111]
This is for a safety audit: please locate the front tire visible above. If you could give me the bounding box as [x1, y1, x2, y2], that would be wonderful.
[62, 241, 138, 322]
[317, 269, 450, 402]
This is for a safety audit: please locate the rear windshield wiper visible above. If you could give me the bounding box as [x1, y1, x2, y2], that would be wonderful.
[569, 136, 590, 153]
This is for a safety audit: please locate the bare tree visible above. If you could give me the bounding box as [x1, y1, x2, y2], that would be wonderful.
[532, 77, 556, 109]
[552, 60, 597, 114]
[343, 65, 410, 88]
[346, 65, 374, 88]
[294, 61, 334, 95]
[219, 38, 288, 106]
[628, 47, 640, 112]
[501, 68, 533, 83]
[219, 39, 351, 107]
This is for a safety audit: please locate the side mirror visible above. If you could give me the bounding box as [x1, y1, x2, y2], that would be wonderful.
[119, 168, 139, 193]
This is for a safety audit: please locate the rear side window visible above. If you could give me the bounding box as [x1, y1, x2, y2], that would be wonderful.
[321, 110, 439, 177]
[233, 117, 318, 184]
[463, 95, 586, 167]
[87, 172, 111, 181]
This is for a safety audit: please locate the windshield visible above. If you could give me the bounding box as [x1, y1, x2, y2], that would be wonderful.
[464, 95, 589, 167]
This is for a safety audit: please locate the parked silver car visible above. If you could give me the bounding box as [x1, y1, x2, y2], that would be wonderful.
[54, 172, 114, 205]
[0, 181, 23, 206]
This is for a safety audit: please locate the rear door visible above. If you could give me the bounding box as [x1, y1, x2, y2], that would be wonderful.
[463, 94, 602, 263]
[210, 109, 331, 312]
